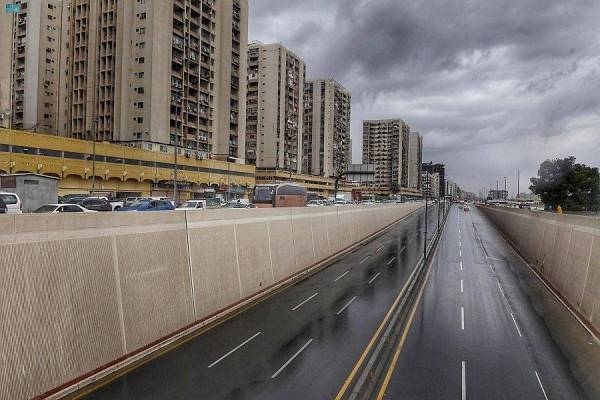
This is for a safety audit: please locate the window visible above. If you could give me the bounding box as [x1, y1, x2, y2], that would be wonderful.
[137, 102, 144, 109]
[137, 71, 144, 78]
[139, 27, 146, 34]
[139, 12, 146, 19]
[138, 57, 145, 63]
[138, 42, 145, 49]
[136, 87, 145, 94]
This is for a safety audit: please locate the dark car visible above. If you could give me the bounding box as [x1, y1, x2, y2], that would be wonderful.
[60, 194, 89, 204]
[78, 197, 113, 212]
[0, 197, 6, 214]
[117, 199, 175, 212]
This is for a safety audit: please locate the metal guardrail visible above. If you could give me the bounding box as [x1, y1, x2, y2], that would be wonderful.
[341, 202, 451, 400]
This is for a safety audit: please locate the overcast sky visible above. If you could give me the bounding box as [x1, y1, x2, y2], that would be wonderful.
[249, 0, 600, 194]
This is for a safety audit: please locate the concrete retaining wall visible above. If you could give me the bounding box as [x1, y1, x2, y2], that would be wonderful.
[0, 203, 421, 399]
[479, 206, 600, 333]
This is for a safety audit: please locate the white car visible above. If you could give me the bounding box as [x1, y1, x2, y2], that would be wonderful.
[0, 192, 23, 214]
[176, 200, 206, 210]
[307, 200, 325, 207]
[33, 204, 98, 213]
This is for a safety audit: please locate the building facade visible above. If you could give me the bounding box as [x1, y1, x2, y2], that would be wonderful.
[422, 162, 446, 197]
[2, 0, 248, 162]
[302, 79, 351, 178]
[408, 131, 422, 191]
[1, 0, 65, 133]
[421, 171, 440, 199]
[245, 42, 305, 172]
[362, 118, 410, 191]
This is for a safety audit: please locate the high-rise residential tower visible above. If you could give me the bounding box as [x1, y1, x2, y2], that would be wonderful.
[362, 118, 410, 191]
[3, 0, 248, 161]
[2, 0, 65, 133]
[245, 42, 305, 172]
[408, 131, 423, 190]
[302, 79, 351, 178]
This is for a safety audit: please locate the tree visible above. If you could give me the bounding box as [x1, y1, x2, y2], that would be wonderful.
[530, 156, 600, 211]
[390, 181, 400, 194]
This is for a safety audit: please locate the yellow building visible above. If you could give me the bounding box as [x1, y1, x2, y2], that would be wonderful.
[0, 129, 254, 200]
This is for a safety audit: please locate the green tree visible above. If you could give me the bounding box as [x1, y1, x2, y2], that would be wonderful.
[390, 181, 400, 194]
[530, 156, 600, 211]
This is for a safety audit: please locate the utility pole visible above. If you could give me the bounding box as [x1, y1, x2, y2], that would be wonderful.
[504, 176, 507, 199]
[517, 169, 520, 198]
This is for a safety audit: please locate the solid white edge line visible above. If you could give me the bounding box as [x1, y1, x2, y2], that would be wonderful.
[360, 255, 371, 264]
[334, 270, 349, 282]
[336, 296, 358, 315]
[208, 332, 262, 368]
[497, 281, 506, 298]
[535, 371, 550, 400]
[292, 292, 319, 311]
[461, 306, 465, 330]
[460, 279, 464, 293]
[462, 361, 467, 400]
[368, 272, 382, 285]
[376, 245, 384, 252]
[387, 257, 397, 265]
[271, 338, 314, 379]
[510, 313, 523, 337]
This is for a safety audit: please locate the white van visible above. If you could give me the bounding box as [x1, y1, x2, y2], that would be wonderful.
[0, 192, 23, 214]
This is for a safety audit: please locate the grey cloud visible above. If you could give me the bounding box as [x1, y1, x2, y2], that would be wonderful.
[250, 0, 600, 192]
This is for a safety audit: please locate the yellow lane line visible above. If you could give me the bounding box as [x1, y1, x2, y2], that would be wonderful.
[334, 265, 417, 399]
[376, 264, 432, 400]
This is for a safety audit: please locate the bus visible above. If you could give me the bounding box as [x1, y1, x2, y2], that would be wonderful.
[252, 183, 308, 208]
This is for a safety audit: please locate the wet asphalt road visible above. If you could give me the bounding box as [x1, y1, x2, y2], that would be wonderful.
[83, 204, 442, 400]
[383, 205, 591, 400]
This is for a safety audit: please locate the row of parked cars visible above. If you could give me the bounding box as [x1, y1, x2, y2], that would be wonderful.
[32, 195, 256, 213]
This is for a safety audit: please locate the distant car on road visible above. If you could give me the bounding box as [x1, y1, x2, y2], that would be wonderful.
[33, 204, 97, 213]
[77, 197, 113, 212]
[0, 192, 22, 214]
[117, 199, 175, 212]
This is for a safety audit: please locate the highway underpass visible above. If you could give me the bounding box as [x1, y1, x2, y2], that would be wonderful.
[76, 204, 596, 400]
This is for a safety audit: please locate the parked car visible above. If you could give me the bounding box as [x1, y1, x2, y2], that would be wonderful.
[306, 200, 325, 207]
[117, 199, 175, 212]
[0, 192, 22, 214]
[0, 197, 6, 214]
[59, 194, 88, 204]
[77, 197, 113, 212]
[176, 200, 206, 210]
[33, 204, 97, 213]
[123, 197, 149, 207]
[225, 202, 257, 209]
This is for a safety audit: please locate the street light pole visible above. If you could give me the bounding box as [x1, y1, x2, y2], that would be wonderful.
[424, 171, 429, 261]
[173, 90, 184, 205]
[91, 118, 98, 194]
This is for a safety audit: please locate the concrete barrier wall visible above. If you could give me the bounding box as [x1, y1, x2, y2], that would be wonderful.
[0, 203, 421, 399]
[479, 206, 600, 333]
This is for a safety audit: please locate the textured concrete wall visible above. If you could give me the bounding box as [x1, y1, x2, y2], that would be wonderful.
[479, 206, 600, 332]
[0, 203, 421, 399]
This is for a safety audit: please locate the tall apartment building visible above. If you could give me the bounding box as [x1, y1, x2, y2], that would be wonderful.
[362, 118, 410, 191]
[421, 171, 440, 198]
[246, 42, 305, 172]
[3, 0, 248, 161]
[422, 162, 446, 197]
[1, 0, 65, 133]
[408, 131, 423, 190]
[302, 79, 351, 178]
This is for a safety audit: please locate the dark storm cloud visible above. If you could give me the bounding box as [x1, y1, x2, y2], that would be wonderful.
[250, 0, 600, 192]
